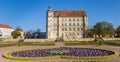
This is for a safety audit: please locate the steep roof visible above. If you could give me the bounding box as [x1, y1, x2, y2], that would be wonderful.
[0, 24, 13, 29]
[54, 10, 86, 17]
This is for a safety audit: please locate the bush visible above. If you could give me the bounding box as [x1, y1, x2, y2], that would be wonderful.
[11, 31, 21, 39]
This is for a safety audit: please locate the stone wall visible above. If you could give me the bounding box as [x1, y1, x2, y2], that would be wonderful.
[3, 38, 120, 42]
[65, 38, 120, 41]
[4, 39, 56, 42]
[64, 38, 95, 41]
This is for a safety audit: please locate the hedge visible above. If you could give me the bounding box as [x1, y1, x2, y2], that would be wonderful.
[64, 41, 104, 46]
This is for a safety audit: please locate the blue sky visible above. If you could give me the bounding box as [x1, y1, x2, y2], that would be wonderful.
[0, 0, 120, 32]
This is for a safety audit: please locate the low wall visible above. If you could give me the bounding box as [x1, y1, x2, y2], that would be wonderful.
[4, 39, 56, 42]
[65, 38, 120, 41]
[3, 38, 120, 42]
[64, 38, 95, 41]
[24, 39, 55, 42]
[103, 38, 120, 41]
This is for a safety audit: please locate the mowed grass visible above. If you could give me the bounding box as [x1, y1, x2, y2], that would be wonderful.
[103, 40, 120, 46]
[64, 41, 102, 45]
[64, 40, 120, 46]
[0, 41, 55, 48]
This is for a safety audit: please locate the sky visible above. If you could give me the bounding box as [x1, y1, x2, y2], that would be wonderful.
[0, 0, 120, 32]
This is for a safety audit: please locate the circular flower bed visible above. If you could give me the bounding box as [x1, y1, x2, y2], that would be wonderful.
[3, 47, 119, 60]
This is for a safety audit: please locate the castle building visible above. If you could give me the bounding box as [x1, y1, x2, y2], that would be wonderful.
[46, 6, 88, 39]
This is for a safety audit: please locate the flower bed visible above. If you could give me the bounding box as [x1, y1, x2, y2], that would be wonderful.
[3, 47, 119, 60]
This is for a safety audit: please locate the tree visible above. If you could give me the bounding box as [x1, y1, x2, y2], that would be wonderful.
[24, 29, 34, 39]
[87, 28, 94, 38]
[115, 25, 120, 37]
[15, 26, 23, 32]
[11, 31, 22, 39]
[93, 21, 114, 38]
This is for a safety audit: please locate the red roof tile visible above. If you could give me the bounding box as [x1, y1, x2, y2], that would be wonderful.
[54, 10, 86, 17]
[0, 24, 13, 29]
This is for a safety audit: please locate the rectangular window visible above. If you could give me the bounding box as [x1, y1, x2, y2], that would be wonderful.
[65, 28, 67, 31]
[69, 28, 71, 31]
[73, 28, 75, 31]
[77, 23, 79, 26]
[62, 23, 64, 26]
[77, 19, 79, 21]
[69, 18, 71, 21]
[62, 28, 64, 31]
[69, 23, 71, 26]
[73, 18, 75, 21]
[65, 23, 67, 26]
[73, 23, 75, 26]
[77, 28, 80, 31]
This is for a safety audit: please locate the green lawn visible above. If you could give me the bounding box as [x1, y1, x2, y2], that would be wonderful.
[103, 40, 120, 46]
[64, 41, 104, 46]
[0, 41, 55, 48]
[64, 40, 120, 46]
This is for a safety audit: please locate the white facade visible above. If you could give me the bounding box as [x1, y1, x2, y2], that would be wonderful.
[0, 28, 14, 38]
[46, 7, 88, 39]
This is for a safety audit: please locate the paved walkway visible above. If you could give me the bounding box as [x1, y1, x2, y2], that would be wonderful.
[0, 42, 120, 62]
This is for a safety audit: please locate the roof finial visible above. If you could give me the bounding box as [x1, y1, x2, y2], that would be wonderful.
[48, 5, 52, 10]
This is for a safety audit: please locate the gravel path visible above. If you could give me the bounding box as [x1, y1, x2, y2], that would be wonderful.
[0, 42, 120, 62]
